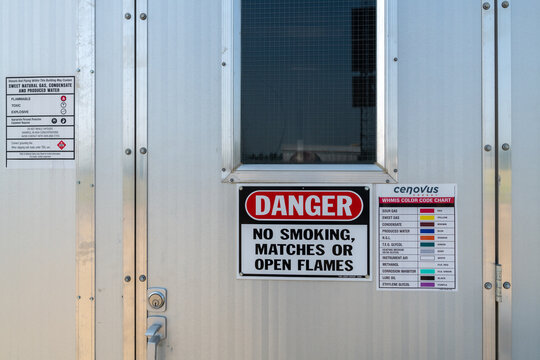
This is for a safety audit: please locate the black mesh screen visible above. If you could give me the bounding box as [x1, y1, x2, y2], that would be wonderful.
[241, 0, 377, 164]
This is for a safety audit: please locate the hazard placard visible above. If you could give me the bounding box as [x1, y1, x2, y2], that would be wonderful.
[5, 76, 75, 168]
[238, 185, 371, 280]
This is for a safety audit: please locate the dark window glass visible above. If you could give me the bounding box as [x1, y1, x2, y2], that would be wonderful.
[241, 0, 377, 164]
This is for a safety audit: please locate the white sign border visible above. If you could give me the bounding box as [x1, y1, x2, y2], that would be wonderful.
[236, 183, 373, 282]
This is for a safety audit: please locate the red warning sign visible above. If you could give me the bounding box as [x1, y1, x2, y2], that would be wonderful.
[57, 141, 66, 150]
[245, 190, 363, 221]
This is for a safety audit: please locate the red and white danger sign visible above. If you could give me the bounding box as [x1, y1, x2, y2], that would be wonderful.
[238, 185, 371, 281]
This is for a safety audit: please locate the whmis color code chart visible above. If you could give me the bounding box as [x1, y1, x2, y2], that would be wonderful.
[377, 184, 457, 291]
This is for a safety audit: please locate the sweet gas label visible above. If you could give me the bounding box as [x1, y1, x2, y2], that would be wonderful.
[238, 185, 371, 280]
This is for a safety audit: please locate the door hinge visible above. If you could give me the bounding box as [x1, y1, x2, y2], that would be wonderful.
[495, 264, 503, 303]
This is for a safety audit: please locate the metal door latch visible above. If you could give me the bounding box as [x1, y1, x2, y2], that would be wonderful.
[146, 316, 167, 360]
[495, 264, 503, 303]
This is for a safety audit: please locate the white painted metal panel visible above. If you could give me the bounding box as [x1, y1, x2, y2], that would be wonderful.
[95, 0, 125, 358]
[510, 1, 540, 358]
[0, 1, 77, 359]
[146, 0, 482, 359]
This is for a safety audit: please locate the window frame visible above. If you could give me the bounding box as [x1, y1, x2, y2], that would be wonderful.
[221, 0, 397, 184]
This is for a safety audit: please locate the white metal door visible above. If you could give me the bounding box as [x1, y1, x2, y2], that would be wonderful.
[137, 0, 485, 359]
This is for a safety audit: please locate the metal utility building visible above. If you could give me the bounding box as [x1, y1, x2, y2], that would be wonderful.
[0, 0, 537, 359]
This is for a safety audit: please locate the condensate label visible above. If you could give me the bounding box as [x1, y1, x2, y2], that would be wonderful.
[238, 185, 371, 281]
[377, 184, 457, 291]
[5, 76, 75, 168]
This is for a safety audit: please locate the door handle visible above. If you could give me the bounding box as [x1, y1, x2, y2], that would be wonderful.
[146, 316, 167, 360]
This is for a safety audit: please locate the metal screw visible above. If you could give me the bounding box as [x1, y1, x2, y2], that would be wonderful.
[502, 1, 509, 8]
[124, 275, 131, 282]
[239, 186, 243, 191]
[393, 57, 398, 62]
[385, 179, 390, 184]
[90, 69, 95, 74]
[76, 68, 81, 72]
[90, 297, 94, 301]
[125, 13, 131, 19]
[503, 281, 511, 289]
[221, 168, 226, 172]
[393, 168, 398, 173]
[364, 186, 370, 191]
[239, 272, 243, 276]
[140, 147, 147, 154]
[139, 275, 147, 282]
[140, 13, 147, 20]
[125, 148, 132, 155]
[484, 282, 492, 290]
[222, 62, 227, 67]
[484, 144, 492, 152]
[483, 2, 491, 10]
[229, 178, 234, 183]
[502, 143, 510, 151]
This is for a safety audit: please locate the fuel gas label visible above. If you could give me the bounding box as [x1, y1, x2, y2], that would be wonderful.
[238, 185, 370, 280]
[377, 184, 457, 291]
[5, 76, 75, 168]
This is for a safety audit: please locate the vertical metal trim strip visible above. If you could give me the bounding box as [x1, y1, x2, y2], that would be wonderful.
[481, 1, 497, 359]
[123, 0, 136, 359]
[383, 0, 398, 182]
[135, 0, 149, 358]
[496, 1, 512, 358]
[221, 0, 235, 179]
[76, 0, 96, 359]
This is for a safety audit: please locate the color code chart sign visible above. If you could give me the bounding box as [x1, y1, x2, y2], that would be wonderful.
[377, 184, 457, 291]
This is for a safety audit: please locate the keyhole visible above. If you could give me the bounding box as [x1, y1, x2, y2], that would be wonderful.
[153, 299, 160, 308]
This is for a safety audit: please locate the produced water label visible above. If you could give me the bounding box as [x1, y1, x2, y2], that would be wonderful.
[377, 184, 457, 291]
[5, 76, 75, 168]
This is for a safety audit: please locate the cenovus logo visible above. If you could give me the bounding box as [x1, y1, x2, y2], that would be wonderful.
[393, 185, 439, 194]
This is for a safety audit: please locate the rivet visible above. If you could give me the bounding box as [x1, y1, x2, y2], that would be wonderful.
[239, 186, 243, 191]
[484, 282, 492, 290]
[89, 297, 94, 301]
[483, 2, 491, 10]
[502, 1, 509, 8]
[124, 275, 131, 282]
[222, 62, 227, 67]
[139, 275, 147, 282]
[221, 168, 226, 172]
[140, 13, 147, 20]
[125, 148, 132, 155]
[229, 178, 234, 183]
[385, 179, 390, 184]
[78, 295, 81, 299]
[125, 13, 131, 19]
[484, 144, 492, 152]
[503, 281, 511, 289]
[393, 57, 398, 62]
[76, 68, 81, 72]
[140, 147, 147, 154]
[502, 143, 510, 151]
[91, 184, 95, 187]
[90, 69, 95, 74]
[77, 180, 81, 184]
[393, 168, 398, 173]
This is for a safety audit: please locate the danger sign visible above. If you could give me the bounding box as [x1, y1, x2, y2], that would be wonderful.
[238, 185, 370, 280]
